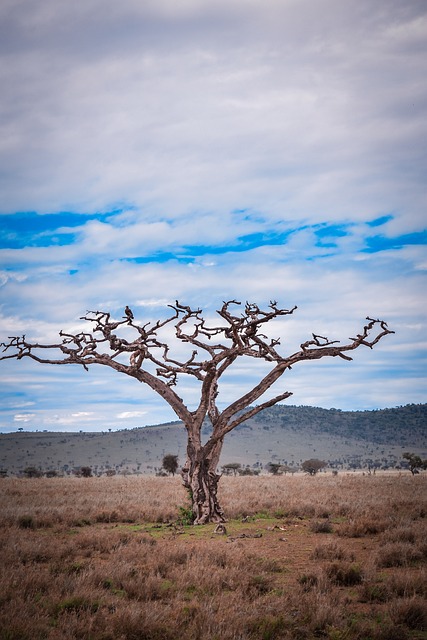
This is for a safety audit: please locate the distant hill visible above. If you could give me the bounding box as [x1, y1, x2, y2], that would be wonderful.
[1, 404, 426, 476]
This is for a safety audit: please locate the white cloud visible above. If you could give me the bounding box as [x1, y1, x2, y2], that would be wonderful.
[14, 414, 36, 422]
[116, 411, 147, 419]
[0, 0, 425, 220]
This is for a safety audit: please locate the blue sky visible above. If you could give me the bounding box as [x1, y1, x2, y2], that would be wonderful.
[0, 0, 426, 432]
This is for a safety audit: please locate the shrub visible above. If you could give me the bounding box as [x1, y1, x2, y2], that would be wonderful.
[325, 562, 363, 586]
[23, 466, 42, 478]
[298, 572, 319, 591]
[53, 596, 99, 617]
[177, 490, 195, 525]
[390, 597, 427, 630]
[376, 542, 423, 568]
[310, 520, 333, 533]
[358, 581, 390, 603]
[338, 517, 388, 537]
[80, 466, 93, 477]
[246, 614, 285, 639]
[311, 541, 352, 561]
[95, 510, 120, 523]
[246, 574, 273, 596]
[364, 621, 409, 640]
[17, 515, 35, 529]
[388, 569, 427, 597]
[383, 525, 416, 544]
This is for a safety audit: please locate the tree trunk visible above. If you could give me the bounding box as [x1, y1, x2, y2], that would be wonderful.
[181, 438, 226, 525]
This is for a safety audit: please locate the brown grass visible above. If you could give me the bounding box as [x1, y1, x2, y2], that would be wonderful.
[0, 473, 426, 639]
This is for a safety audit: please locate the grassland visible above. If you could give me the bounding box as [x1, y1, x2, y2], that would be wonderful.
[0, 473, 426, 639]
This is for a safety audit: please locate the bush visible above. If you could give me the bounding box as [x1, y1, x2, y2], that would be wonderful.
[376, 543, 423, 568]
[23, 466, 42, 478]
[311, 541, 352, 561]
[298, 572, 319, 591]
[390, 597, 427, 630]
[53, 596, 99, 617]
[325, 562, 363, 586]
[246, 614, 285, 639]
[338, 517, 388, 537]
[310, 520, 333, 533]
[17, 515, 35, 529]
[177, 490, 195, 525]
[358, 581, 390, 603]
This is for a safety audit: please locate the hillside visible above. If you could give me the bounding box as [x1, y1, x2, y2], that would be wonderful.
[0, 404, 426, 475]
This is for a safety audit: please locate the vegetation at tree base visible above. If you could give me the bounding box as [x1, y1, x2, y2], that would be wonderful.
[301, 459, 327, 475]
[162, 454, 179, 476]
[403, 452, 427, 475]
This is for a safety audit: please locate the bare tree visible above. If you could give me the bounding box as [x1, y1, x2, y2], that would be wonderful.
[0, 300, 393, 524]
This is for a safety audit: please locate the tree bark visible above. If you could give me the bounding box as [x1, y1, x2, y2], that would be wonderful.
[181, 432, 226, 524]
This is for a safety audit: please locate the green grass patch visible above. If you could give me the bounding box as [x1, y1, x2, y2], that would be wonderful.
[53, 596, 100, 617]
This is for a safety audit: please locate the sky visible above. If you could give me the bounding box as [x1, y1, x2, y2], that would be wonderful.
[0, 0, 426, 433]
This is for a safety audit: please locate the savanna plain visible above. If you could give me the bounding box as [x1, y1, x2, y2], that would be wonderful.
[1, 473, 426, 640]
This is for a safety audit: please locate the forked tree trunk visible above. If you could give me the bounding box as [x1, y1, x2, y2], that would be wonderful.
[181, 433, 226, 524]
[186, 459, 225, 524]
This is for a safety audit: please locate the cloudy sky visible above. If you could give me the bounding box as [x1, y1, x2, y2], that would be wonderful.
[0, 0, 426, 432]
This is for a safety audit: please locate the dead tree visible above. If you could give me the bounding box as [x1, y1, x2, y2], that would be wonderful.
[0, 300, 393, 524]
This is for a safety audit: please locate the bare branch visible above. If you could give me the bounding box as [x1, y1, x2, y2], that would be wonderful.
[217, 390, 294, 438]
[1, 303, 393, 436]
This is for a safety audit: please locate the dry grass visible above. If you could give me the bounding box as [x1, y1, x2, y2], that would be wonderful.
[0, 473, 426, 639]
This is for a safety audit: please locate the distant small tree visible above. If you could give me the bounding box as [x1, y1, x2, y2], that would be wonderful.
[23, 466, 43, 478]
[266, 462, 283, 475]
[239, 467, 258, 476]
[281, 464, 294, 475]
[222, 462, 242, 476]
[301, 459, 327, 475]
[162, 454, 179, 476]
[402, 452, 427, 475]
[75, 466, 92, 477]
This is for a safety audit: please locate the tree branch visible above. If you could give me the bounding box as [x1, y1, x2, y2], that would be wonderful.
[1, 304, 394, 439]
